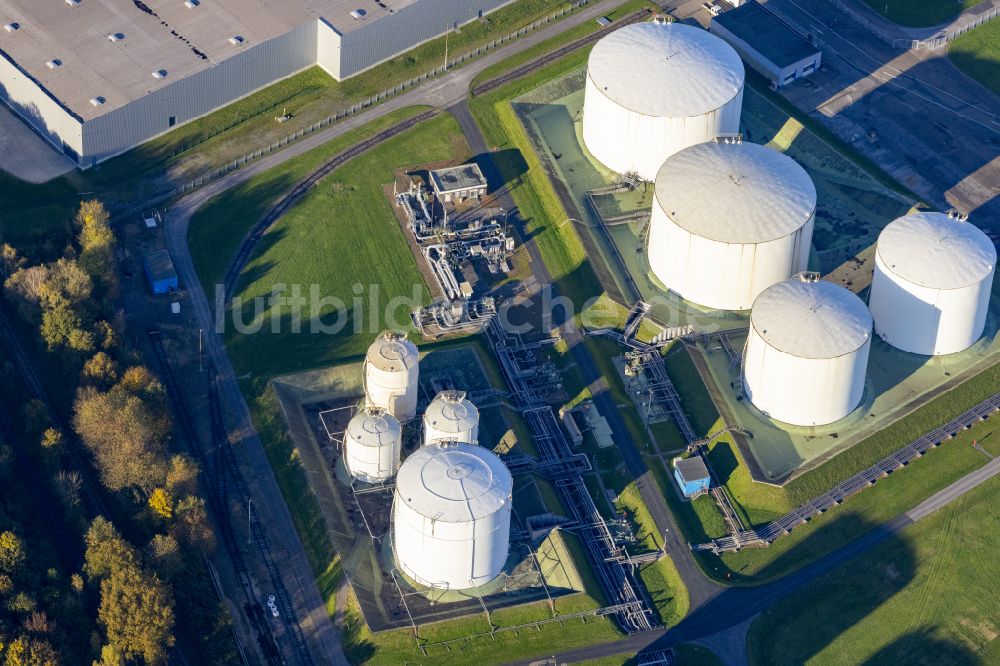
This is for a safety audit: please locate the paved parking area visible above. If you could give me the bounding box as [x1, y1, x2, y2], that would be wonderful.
[0, 105, 74, 183]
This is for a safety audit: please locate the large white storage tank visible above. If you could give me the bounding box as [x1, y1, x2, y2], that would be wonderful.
[869, 212, 996, 356]
[582, 20, 745, 181]
[393, 442, 512, 589]
[423, 391, 480, 446]
[364, 331, 419, 422]
[343, 407, 402, 483]
[743, 274, 873, 426]
[647, 140, 816, 311]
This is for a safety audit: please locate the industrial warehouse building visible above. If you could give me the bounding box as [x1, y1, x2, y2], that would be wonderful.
[0, 0, 515, 167]
[710, 1, 821, 89]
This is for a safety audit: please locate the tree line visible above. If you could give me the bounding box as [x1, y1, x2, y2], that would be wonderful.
[0, 201, 236, 664]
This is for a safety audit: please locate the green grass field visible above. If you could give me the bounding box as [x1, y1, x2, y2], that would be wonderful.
[861, 0, 982, 27]
[950, 15, 1000, 96]
[747, 474, 1000, 664]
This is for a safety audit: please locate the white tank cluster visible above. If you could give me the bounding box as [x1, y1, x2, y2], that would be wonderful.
[393, 442, 513, 590]
[364, 331, 419, 422]
[647, 140, 816, 310]
[743, 273, 873, 426]
[582, 20, 745, 180]
[423, 391, 480, 446]
[869, 212, 996, 356]
[343, 407, 402, 484]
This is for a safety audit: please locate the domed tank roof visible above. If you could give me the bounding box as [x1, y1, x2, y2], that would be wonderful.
[876, 212, 996, 290]
[424, 391, 479, 435]
[366, 331, 418, 372]
[396, 443, 512, 522]
[347, 407, 401, 448]
[654, 141, 816, 244]
[587, 21, 744, 118]
[751, 274, 872, 359]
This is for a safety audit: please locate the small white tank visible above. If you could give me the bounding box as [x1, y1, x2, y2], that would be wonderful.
[423, 391, 479, 446]
[343, 407, 402, 483]
[869, 212, 996, 356]
[393, 442, 512, 589]
[743, 273, 873, 426]
[364, 331, 419, 422]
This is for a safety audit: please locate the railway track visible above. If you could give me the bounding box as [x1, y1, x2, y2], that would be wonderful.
[694, 391, 1000, 553]
[471, 8, 652, 96]
[148, 330, 309, 665]
[0, 309, 106, 515]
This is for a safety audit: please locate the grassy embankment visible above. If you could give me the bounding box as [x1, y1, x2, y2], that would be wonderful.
[861, 0, 983, 27]
[950, 14, 1000, 96]
[747, 474, 1000, 664]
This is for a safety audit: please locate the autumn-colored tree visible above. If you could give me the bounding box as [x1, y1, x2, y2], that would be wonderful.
[0, 531, 26, 575]
[75, 201, 117, 294]
[40, 302, 94, 352]
[73, 371, 171, 494]
[164, 455, 199, 497]
[146, 535, 182, 579]
[148, 488, 173, 520]
[82, 351, 118, 388]
[97, 564, 175, 665]
[3, 635, 59, 666]
[173, 496, 215, 551]
[83, 518, 137, 580]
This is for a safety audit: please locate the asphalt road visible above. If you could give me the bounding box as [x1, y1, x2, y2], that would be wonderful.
[768, 0, 1000, 225]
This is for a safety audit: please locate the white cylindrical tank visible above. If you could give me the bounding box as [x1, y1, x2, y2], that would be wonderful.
[869, 212, 996, 356]
[343, 407, 402, 483]
[364, 331, 419, 422]
[647, 140, 816, 311]
[393, 442, 512, 589]
[743, 274, 873, 426]
[422, 391, 479, 446]
[582, 20, 745, 181]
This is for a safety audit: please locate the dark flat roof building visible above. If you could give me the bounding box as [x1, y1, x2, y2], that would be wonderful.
[711, 2, 821, 88]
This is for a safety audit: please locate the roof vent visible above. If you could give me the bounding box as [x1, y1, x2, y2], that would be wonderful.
[3, 22, 19, 32]
[350, 8, 366, 19]
[184, 0, 199, 7]
[152, 69, 167, 79]
[89, 96, 105, 106]
[45, 59, 62, 69]
[228, 35, 244, 45]
[107, 32, 124, 42]
[65, 0, 80, 6]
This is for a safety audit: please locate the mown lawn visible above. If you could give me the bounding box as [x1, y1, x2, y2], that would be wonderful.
[342, 530, 625, 665]
[861, 0, 982, 27]
[747, 473, 1000, 664]
[950, 14, 1000, 96]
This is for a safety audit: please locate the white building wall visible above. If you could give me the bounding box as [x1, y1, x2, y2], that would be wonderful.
[581, 74, 743, 180]
[80, 21, 317, 166]
[316, 18, 344, 80]
[647, 205, 813, 310]
[335, 0, 516, 81]
[0, 52, 83, 159]
[869, 252, 994, 356]
[393, 494, 510, 589]
[743, 331, 870, 426]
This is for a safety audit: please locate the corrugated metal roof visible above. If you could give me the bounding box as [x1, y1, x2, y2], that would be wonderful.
[751, 275, 872, 359]
[395, 443, 511, 522]
[674, 456, 709, 482]
[654, 141, 816, 243]
[587, 21, 744, 118]
[876, 212, 996, 290]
